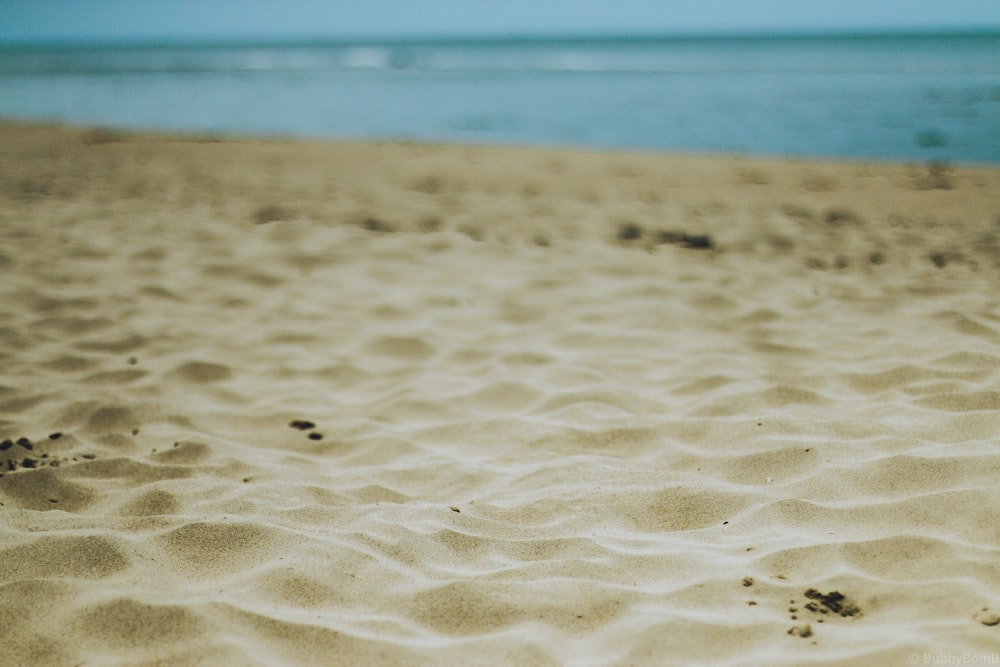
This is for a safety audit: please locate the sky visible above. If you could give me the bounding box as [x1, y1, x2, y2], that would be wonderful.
[1, 0, 999, 45]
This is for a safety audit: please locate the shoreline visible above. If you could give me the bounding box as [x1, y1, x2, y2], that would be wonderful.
[6, 117, 996, 169]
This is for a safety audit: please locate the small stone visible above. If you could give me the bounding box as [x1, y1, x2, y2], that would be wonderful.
[680, 233, 714, 250]
[617, 223, 643, 242]
[654, 229, 714, 250]
[308, 432, 323, 441]
[49, 432, 62, 440]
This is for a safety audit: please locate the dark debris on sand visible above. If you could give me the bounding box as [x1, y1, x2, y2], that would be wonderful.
[654, 229, 715, 250]
[803, 588, 862, 618]
[359, 216, 397, 233]
[252, 204, 295, 225]
[290, 420, 324, 441]
[1, 433, 91, 475]
[616, 222, 644, 242]
[784, 588, 861, 641]
[616, 222, 715, 250]
[2, 437, 34, 452]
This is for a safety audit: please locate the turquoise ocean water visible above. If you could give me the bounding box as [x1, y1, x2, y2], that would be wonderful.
[1, 32, 998, 162]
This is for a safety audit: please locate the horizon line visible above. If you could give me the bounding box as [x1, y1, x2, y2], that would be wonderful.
[2, 25, 998, 50]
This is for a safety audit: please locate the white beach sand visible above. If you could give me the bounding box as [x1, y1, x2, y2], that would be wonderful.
[1, 122, 999, 665]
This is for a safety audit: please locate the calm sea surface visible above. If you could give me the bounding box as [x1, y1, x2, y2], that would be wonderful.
[1, 32, 998, 162]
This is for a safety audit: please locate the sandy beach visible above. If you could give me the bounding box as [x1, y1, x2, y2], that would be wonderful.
[1, 121, 999, 666]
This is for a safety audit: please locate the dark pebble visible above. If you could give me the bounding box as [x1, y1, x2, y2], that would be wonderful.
[822, 208, 860, 225]
[21, 458, 37, 469]
[679, 233, 714, 250]
[308, 432, 323, 441]
[655, 230, 715, 250]
[289, 420, 316, 431]
[0, 439, 12, 451]
[49, 432, 62, 440]
[361, 217, 395, 233]
[617, 223, 643, 242]
[16, 437, 33, 450]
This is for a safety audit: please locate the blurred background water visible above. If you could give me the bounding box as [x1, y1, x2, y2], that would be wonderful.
[1, 32, 998, 162]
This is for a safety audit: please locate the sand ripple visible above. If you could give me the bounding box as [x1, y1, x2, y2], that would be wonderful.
[2, 123, 999, 665]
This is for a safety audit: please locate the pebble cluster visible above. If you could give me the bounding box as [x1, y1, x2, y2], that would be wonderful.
[289, 420, 323, 441]
[0, 432, 101, 475]
[1, 420, 325, 477]
[0, 433, 64, 473]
